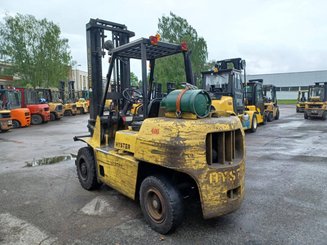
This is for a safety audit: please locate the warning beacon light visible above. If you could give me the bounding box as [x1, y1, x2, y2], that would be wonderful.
[149, 34, 161, 45]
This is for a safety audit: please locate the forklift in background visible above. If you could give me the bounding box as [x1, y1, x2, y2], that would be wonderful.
[0, 88, 13, 132]
[263, 84, 280, 121]
[59, 81, 77, 116]
[0, 87, 30, 128]
[304, 82, 327, 120]
[74, 19, 245, 234]
[201, 58, 261, 132]
[35, 88, 64, 121]
[244, 79, 267, 130]
[71, 82, 89, 114]
[16, 88, 50, 125]
[296, 89, 308, 113]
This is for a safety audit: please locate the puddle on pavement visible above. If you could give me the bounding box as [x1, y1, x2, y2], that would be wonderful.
[25, 154, 76, 167]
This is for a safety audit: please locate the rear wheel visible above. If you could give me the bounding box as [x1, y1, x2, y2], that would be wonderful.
[275, 108, 280, 120]
[50, 112, 56, 121]
[31, 114, 43, 125]
[139, 175, 184, 234]
[64, 110, 72, 116]
[12, 120, 21, 128]
[322, 111, 327, 121]
[267, 112, 274, 122]
[76, 147, 100, 190]
[304, 112, 308, 119]
[250, 115, 257, 133]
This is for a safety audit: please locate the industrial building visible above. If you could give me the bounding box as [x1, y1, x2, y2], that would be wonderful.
[248, 70, 327, 99]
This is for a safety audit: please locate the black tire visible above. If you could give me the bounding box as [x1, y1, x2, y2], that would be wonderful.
[79, 108, 85, 114]
[50, 112, 56, 121]
[322, 111, 327, 121]
[250, 115, 257, 133]
[262, 114, 267, 125]
[267, 112, 274, 122]
[64, 110, 72, 116]
[275, 108, 280, 120]
[31, 114, 43, 125]
[296, 108, 299, 113]
[304, 112, 308, 119]
[76, 147, 100, 190]
[12, 120, 21, 128]
[139, 175, 184, 234]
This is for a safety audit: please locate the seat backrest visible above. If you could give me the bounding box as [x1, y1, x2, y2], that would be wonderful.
[148, 98, 162, 118]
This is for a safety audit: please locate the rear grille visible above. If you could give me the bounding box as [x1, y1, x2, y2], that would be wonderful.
[25, 112, 30, 116]
[206, 129, 244, 165]
[44, 107, 50, 111]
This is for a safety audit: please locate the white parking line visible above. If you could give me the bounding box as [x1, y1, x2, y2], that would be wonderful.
[0, 213, 57, 245]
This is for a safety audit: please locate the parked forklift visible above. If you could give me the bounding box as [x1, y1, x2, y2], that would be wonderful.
[244, 79, 267, 129]
[263, 84, 280, 121]
[35, 88, 64, 121]
[59, 81, 77, 116]
[74, 19, 245, 234]
[304, 82, 327, 120]
[296, 89, 308, 113]
[16, 88, 50, 125]
[0, 87, 30, 128]
[201, 58, 261, 132]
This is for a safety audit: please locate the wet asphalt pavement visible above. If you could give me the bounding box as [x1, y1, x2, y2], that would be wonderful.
[0, 105, 326, 244]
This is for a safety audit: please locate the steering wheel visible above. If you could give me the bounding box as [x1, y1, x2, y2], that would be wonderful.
[122, 88, 143, 103]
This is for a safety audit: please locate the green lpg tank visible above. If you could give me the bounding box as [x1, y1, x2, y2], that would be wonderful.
[161, 89, 211, 118]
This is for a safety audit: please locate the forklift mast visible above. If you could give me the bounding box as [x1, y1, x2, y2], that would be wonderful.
[59, 81, 66, 103]
[86, 19, 135, 131]
[68, 81, 75, 101]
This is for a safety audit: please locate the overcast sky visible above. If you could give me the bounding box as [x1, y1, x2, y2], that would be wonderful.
[1, 0, 327, 76]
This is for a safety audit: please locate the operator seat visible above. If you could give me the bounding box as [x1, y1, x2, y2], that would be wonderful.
[131, 98, 162, 131]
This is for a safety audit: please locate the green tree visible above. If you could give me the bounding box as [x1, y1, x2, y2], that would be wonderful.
[130, 72, 139, 87]
[0, 13, 72, 88]
[155, 12, 208, 90]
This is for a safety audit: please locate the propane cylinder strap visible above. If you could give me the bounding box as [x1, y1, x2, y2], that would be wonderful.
[176, 88, 189, 117]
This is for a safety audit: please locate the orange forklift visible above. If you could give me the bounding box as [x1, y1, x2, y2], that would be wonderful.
[16, 88, 50, 125]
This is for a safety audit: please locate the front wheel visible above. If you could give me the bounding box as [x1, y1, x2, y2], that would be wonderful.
[250, 115, 257, 133]
[275, 108, 280, 120]
[267, 112, 274, 122]
[139, 175, 184, 234]
[304, 112, 308, 119]
[12, 120, 21, 128]
[322, 111, 327, 121]
[76, 147, 100, 190]
[31, 114, 43, 125]
[50, 112, 56, 121]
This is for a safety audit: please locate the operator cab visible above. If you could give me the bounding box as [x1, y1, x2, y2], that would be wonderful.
[308, 82, 327, 102]
[201, 58, 245, 115]
[245, 79, 265, 114]
[93, 36, 194, 142]
[263, 85, 277, 104]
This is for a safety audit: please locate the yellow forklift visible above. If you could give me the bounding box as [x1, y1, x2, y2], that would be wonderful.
[244, 79, 267, 130]
[263, 84, 280, 121]
[0, 109, 12, 132]
[202, 58, 265, 133]
[74, 19, 245, 234]
[296, 89, 308, 113]
[59, 81, 77, 116]
[35, 88, 64, 121]
[304, 82, 327, 120]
